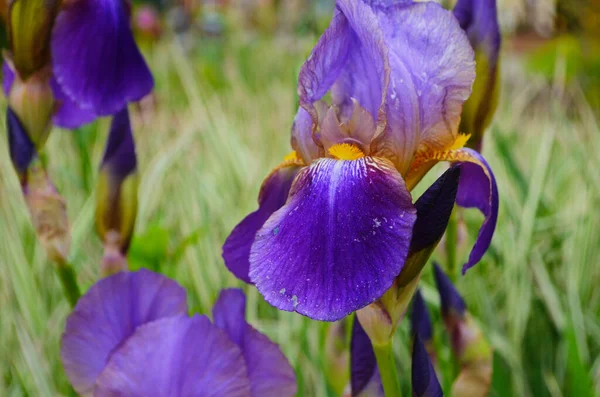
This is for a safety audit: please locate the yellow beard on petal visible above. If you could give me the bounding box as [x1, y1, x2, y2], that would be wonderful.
[448, 133, 471, 151]
[328, 143, 365, 161]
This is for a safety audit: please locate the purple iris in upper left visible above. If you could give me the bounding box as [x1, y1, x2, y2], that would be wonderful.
[4, 0, 153, 128]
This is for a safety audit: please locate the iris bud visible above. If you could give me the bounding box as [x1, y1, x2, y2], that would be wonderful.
[357, 167, 461, 346]
[95, 109, 138, 276]
[6, 61, 55, 149]
[434, 264, 492, 397]
[411, 289, 437, 367]
[8, 0, 59, 78]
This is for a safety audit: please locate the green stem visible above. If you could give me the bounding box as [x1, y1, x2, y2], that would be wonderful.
[373, 342, 402, 397]
[445, 206, 458, 282]
[56, 264, 81, 308]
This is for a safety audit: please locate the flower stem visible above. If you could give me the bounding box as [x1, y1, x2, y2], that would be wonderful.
[56, 263, 81, 308]
[445, 206, 458, 282]
[373, 342, 402, 397]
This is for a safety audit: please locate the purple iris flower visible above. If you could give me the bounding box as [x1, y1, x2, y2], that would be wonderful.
[3, 0, 153, 128]
[61, 270, 296, 396]
[223, 0, 499, 322]
[350, 317, 442, 396]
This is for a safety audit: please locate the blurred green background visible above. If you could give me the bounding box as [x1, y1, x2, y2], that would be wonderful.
[1, 0, 600, 396]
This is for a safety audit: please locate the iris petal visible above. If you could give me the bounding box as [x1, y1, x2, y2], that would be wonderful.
[60, 270, 187, 395]
[249, 157, 416, 321]
[412, 336, 444, 397]
[223, 163, 302, 284]
[350, 317, 382, 397]
[212, 289, 297, 397]
[95, 315, 251, 397]
[411, 289, 433, 342]
[372, 2, 475, 173]
[51, 0, 154, 115]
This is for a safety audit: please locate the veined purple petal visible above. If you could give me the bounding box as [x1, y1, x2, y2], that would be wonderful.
[250, 157, 416, 321]
[351, 317, 382, 397]
[411, 289, 433, 342]
[95, 315, 251, 397]
[60, 270, 187, 396]
[372, 2, 475, 173]
[6, 107, 36, 174]
[455, 149, 498, 273]
[433, 263, 466, 317]
[297, 0, 389, 129]
[52, 0, 154, 116]
[51, 78, 97, 129]
[212, 289, 297, 397]
[223, 164, 302, 284]
[102, 108, 137, 179]
[412, 336, 443, 397]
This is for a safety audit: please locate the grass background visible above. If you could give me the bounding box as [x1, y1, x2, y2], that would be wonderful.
[1, 30, 600, 396]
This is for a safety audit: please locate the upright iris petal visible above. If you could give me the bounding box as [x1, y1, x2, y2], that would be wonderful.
[52, 0, 154, 116]
[213, 289, 297, 397]
[411, 289, 433, 342]
[250, 157, 416, 321]
[412, 336, 444, 397]
[6, 107, 36, 177]
[350, 317, 383, 397]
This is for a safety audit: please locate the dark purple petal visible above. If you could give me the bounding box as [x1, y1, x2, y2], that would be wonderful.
[3, 62, 15, 96]
[6, 107, 36, 174]
[250, 157, 416, 321]
[351, 317, 382, 397]
[52, 0, 154, 116]
[372, 2, 475, 173]
[50, 78, 97, 129]
[411, 289, 433, 342]
[213, 289, 297, 397]
[412, 335, 443, 397]
[411, 166, 461, 252]
[95, 315, 251, 397]
[223, 164, 302, 284]
[102, 108, 137, 179]
[433, 263, 466, 317]
[60, 269, 187, 395]
[455, 149, 498, 273]
[454, 0, 501, 62]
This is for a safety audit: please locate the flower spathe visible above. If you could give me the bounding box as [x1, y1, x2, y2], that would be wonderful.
[223, 0, 499, 321]
[61, 270, 296, 396]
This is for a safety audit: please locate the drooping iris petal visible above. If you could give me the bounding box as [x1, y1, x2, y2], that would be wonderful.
[212, 289, 297, 397]
[250, 157, 416, 321]
[223, 163, 302, 284]
[372, 2, 475, 173]
[433, 263, 466, 317]
[51, 0, 154, 116]
[454, 0, 501, 150]
[297, 0, 389, 130]
[60, 270, 187, 395]
[51, 78, 97, 129]
[95, 315, 251, 397]
[411, 289, 433, 342]
[6, 107, 36, 175]
[412, 336, 443, 397]
[350, 317, 382, 397]
[454, 149, 498, 273]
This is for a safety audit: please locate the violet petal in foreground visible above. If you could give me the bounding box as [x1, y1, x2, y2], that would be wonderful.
[52, 0, 154, 115]
[250, 157, 416, 321]
[95, 315, 251, 397]
[60, 270, 187, 395]
[412, 336, 443, 397]
[351, 317, 382, 397]
[212, 289, 297, 397]
[455, 149, 498, 273]
[223, 164, 301, 284]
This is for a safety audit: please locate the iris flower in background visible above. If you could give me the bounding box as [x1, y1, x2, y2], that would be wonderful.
[4, 0, 153, 131]
[224, 0, 499, 321]
[349, 317, 443, 397]
[61, 270, 297, 396]
[411, 289, 437, 366]
[454, 0, 502, 150]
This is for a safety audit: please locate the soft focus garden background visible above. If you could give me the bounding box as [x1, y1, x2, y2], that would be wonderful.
[1, 0, 599, 395]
